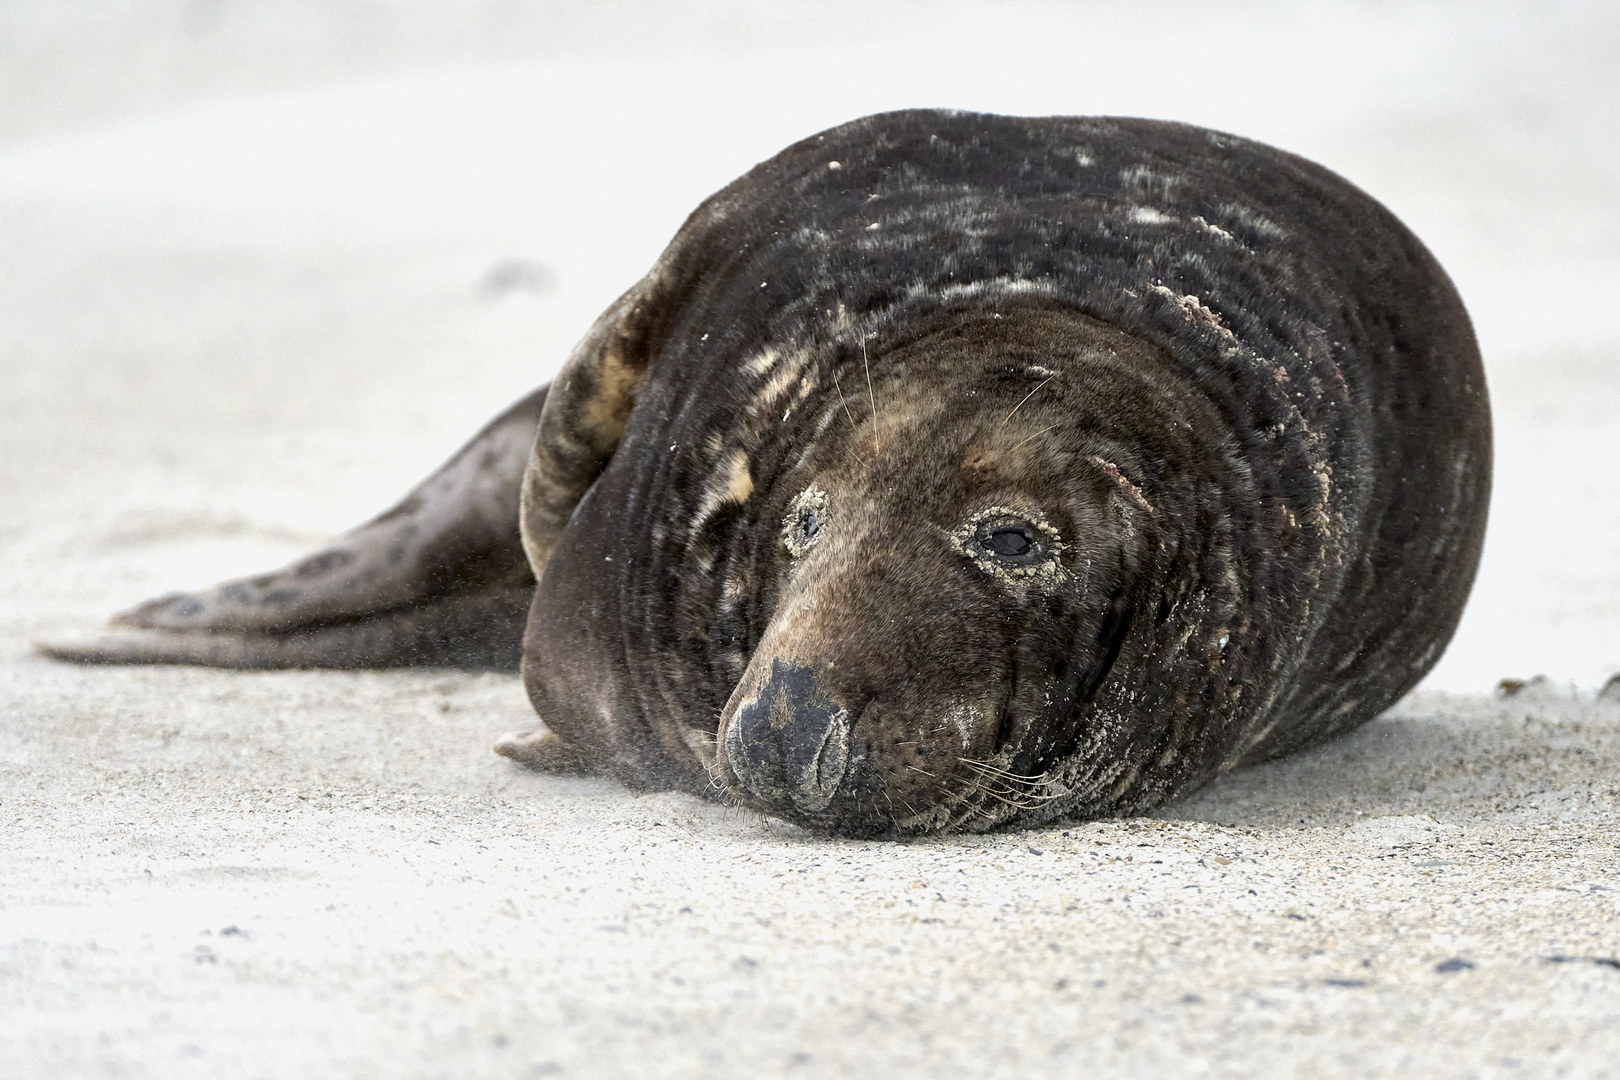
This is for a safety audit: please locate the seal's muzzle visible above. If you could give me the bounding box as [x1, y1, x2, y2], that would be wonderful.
[723, 658, 852, 814]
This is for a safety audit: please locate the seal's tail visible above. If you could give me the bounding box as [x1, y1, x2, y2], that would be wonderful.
[33, 386, 548, 672]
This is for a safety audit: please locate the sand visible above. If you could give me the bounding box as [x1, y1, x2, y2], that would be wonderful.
[2, 2, 1618, 1077]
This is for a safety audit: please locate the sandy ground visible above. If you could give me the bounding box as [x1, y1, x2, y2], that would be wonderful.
[2, 2, 1618, 1077]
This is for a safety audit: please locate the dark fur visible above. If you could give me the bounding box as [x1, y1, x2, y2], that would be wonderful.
[41, 111, 1491, 836]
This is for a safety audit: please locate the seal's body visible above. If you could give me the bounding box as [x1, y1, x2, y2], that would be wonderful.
[42, 111, 1491, 836]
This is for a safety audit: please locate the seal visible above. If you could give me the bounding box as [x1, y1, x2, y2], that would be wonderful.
[39, 110, 1492, 837]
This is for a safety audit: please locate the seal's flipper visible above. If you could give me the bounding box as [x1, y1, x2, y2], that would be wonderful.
[36, 387, 548, 670]
[493, 727, 598, 774]
[36, 590, 532, 670]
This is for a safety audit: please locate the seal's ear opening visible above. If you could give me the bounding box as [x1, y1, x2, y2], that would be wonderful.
[781, 486, 829, 559]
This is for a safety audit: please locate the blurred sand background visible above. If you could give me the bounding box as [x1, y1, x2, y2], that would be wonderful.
[1, 1, 1617, 1077]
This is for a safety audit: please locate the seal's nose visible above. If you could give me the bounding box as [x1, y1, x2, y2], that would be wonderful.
[723, 659, 852, 814]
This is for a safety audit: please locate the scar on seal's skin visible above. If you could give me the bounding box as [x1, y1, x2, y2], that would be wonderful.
[1149, 282, 1234, 338]
[1088, 456, 1154, 514]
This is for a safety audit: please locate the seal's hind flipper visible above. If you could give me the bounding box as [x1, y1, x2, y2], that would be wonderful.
[36, 387, 548, 671]
[36, 590, 533, 670]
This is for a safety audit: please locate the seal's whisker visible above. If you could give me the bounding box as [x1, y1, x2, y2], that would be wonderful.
[995, 375, 1056, 431]
[954, 760, 1066, 807]
[953, 770, 1025, 797]
[860, 330, 881, 456]
[928, 771, 1035, 820]
[877, 782, 899, 820]
[1008, 424, 1060, 452]
[957, 757, 1049, 782]
[964, 779, 1061, 803]
[957, 768, 1059, 799]
[960, 780, 1032, 813]
[920, 761, 1017, 819]
[830, 367, 871, 470]
[964, 778, 1045, 809]
[896, 771, 989, 832]
[882, 775, 925, 824]
[699, 752, 726, 791]
[959, 759, 1062, 790]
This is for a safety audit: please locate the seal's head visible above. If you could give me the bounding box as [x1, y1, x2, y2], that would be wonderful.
[714, 307, 1164, 835]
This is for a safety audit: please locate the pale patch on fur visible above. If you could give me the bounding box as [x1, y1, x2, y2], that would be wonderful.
[579, 349, 644, 440]
[1106, 761, 1142, 802]
[828, 301, 857, 336]
[744, 347, 780, 376]
[903, 276, 1053, 304]
[1119, 164, 1178, 200]
[943, 703, 978, 750]
[727, 456, 755, 503]
[1216, 201, 1285, 239]
[811, 400, 844, 439]
[688, 450, 754, 542]
[749, 345, 813, 423]
[717, 571, 749, 614]
[1230, 715, 1282, 765]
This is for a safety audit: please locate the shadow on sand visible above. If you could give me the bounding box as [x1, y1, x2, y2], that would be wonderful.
[1156, 691, 1620, 830]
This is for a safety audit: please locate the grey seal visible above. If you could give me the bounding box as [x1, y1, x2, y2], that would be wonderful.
[40, 109, 1492, 836]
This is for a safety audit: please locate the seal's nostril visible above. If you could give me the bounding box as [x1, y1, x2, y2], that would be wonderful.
[724, 659, 852, 813]
[812, 712, 849, 793]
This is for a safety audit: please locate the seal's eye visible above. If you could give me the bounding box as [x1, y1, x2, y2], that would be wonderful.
[976, 521, 1043, 564]
[951, 507, 1065, 583]
[984, 526, 1032, 558]
[782, 487, 829, 558]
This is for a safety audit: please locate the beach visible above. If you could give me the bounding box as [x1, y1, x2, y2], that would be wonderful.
[2, 3, 1617, 1076]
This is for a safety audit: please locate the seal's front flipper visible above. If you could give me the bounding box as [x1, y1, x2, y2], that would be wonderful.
[35, 387, 548, 671]
[493, 727, 599, 774]
[516, 306, 647, 584]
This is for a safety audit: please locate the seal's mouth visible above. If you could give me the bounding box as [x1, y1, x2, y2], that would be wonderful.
[715, 665, 1039, 837]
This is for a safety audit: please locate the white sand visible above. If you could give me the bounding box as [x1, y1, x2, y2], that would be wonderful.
[2, 2, 1618, 1077]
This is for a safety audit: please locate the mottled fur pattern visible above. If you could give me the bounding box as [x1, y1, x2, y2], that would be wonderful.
[41, 111, 1490, 836]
